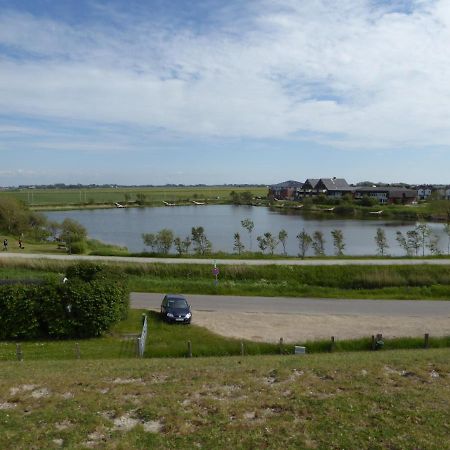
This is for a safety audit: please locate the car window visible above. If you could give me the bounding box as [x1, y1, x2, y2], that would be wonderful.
[168, 298, 188, 308]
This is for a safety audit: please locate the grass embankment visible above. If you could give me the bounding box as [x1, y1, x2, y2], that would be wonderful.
[2, 258, 450, 299]
[1, 186, 267, 209]
[1, 349, 449, 449]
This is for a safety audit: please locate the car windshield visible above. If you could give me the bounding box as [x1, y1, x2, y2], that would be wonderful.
[167, 298, 188, 308]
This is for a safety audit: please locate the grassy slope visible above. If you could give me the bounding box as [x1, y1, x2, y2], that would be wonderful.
[0, 349, 449, 449]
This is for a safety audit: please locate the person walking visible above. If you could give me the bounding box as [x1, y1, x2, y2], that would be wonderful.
[3, 239, 8, 251]
[18, 238, 24, 249]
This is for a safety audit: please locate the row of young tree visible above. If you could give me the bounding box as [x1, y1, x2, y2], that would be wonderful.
[142, 218, 450, 257]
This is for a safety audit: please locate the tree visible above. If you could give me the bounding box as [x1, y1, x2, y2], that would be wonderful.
[264, 232, 279, 255]
[416, 223, 431, 257]
[331, 229, 345, 256]
[296, 229, 312, 259]
[142, 233, 157, 252]
[406, 229, 420, 256]
[256, 232, 278, 255]
[156, 228, 174, 254]
[444, 223, 450, 255]
[241, 218, 254, 251]
[427, 233, 441, 255]
[374, 228, 389, 256]
[240, 191, 253, 205]
[312, 231, 325, 256]
[173, 236, 192, 255]
[278, 229, 288, 256]
[60, 218, 87, 254]
[396, 231, 413, 256]
[256, 235, 268, 253]
[191, 226, 212, 255]
[233, 232, 245, 255]
[230, 191, 240, 204]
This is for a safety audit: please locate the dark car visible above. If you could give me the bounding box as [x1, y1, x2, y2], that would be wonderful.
[160, 294, 192, 324]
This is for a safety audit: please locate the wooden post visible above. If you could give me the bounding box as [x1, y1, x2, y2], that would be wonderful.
[424, 333, 429, 349]
[279, 337, 284, 355]
[240, 341, 245, 356]
[187, 340, 192, 358]
[371, 335, 376, 351]
[16, 344, 23, 361]
[330, 336, 336, 352]
[75, 343, 80, 359]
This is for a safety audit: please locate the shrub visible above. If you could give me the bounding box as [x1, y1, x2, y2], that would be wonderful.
[0, 263, 128, 339]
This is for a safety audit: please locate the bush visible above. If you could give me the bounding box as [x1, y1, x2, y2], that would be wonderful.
[69, 240, 87, 254]
[0, 263, 128, 339]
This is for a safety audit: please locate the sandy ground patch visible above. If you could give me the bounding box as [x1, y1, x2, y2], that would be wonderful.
[193, 311, 450, 342]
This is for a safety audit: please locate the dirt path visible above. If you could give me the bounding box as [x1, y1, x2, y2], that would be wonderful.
[192, 311, 450, 343]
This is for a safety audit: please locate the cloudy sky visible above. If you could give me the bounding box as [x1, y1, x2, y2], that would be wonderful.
[1, 0, 450, 186]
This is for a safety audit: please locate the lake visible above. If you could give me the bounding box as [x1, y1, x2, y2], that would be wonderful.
[45, 205, 449, 256]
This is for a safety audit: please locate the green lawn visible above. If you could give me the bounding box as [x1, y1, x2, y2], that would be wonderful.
[1, 349, 449, 449]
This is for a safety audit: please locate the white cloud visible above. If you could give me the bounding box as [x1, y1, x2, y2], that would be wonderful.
[0, 1, 450, 149]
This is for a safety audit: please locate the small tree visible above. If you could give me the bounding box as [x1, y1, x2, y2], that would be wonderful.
[136, 193, 147, 206]
[142, 233, 157, 252]
[256, 235, 267, 253]
[278, 229, 288, 256]
[296, 229, 312, 259]
[396, 231, 412, 256]
[191, 226, 212, 255]
[374, 228, 389, 256]
[416, 223, 431, 257]
[264, 232, 279, 255]
[331, 229, 345, 256]
[241, 218, 254, 251]
[312, 231, 325, 256]
[156, 228, 174, 254]
[444, 223, 450, 255]
[427, 233, 441, 255]
[407, 229, 420, 256]
[173, 236, 192, 255]
[233, 232, 245, 255]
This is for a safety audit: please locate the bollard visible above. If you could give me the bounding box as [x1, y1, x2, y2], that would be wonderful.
[187, 340, 192, 358]
[75, 343, 81, 359]
[240, 341, 245, 356]
[330, 336, 336, 352]
[16, 344, 23, 361]
[279, 337, 284, 355]
[424, 333, 429, 349]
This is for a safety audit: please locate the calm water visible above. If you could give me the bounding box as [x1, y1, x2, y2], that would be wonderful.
[45, 205, 448, 256]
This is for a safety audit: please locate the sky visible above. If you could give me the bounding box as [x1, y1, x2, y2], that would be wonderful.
[1, 0, 450, 186]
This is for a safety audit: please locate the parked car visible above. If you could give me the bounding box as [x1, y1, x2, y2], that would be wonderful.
[160, 294, 192, 324]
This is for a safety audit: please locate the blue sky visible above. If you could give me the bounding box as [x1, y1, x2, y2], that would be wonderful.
[1, 0, 450, 186]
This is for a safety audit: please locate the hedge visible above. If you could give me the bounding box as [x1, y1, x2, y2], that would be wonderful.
[0, 263, 129, 339]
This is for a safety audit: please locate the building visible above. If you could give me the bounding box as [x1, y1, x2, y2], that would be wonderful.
[268, 180, 304, 200]
[354, 187, 417, 204]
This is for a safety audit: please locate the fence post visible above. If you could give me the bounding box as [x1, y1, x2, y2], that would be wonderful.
[136, 337, 140, 357]
[187, 340, 192, 358]
[424, 333, 429, 349]
[75, 343, 81, 359]
[330, 336, 336, 352]
[371, 335, 376, 351]
[240, 341, 245, 356]
[279, 337, 284, 355]
[16, 343, 23, 361]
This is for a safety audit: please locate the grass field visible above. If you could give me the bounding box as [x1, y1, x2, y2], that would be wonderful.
[0, 186, 267, 208]
[1, 349, 449, 449]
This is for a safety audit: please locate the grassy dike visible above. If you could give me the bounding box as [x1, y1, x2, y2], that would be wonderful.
[0, 349, 449, 449]
[2, 258, 450, 299]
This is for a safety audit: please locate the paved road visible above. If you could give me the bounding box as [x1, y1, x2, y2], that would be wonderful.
[2, 252, 450, 266]
[131, 292, 450, 317]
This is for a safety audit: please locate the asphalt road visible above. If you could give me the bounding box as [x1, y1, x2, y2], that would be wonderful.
[2, 252, 450, 266]
[130, 292, 450, 317]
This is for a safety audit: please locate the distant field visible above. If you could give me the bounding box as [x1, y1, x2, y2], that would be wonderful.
[0, 186, 267, 207]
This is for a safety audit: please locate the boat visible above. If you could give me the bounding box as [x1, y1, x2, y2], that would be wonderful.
[114, 202, 125, 208]
[163, 201, 176, 206]
[191, 201, 206, 205]
[369, 210, 384, 215]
